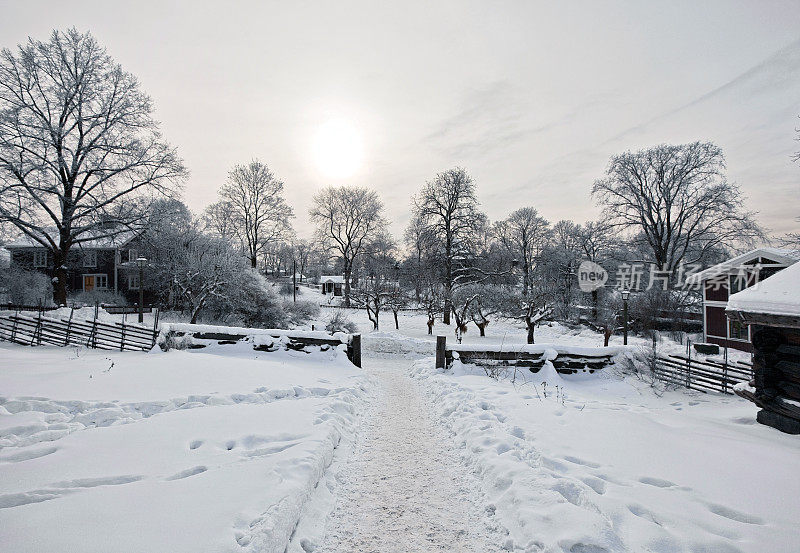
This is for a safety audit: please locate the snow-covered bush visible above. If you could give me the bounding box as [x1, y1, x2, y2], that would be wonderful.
[278, 280, 296, 296]
[206, 270, 287, 328]
[70, 290, 128, 307]
[158, 329, 192, 351]
[283, 300, 319, 325]
[325, 310, 358, 334]
[0, 266, 53, 306]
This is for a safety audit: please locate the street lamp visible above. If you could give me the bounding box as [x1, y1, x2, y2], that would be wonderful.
[136, 257, 147, 323]
[621, 289, 630, 345]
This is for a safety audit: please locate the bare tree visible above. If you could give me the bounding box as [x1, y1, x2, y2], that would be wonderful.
[576, 220, 617, 319]
[495, 207, 551, 296]
[592, 142, 763, 274]
[0, 29, 186, 303]
[208, 160, 294, 268]
[412, 167, 484, 324]
[309, 186, 386, 307]
[403, 212, 436, 302]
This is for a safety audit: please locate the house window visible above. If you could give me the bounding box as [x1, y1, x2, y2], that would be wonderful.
[95, 274, 108, 290]
[83, 250, 97, 267]
[729, 319, 749, 341]
[128, 249, 138, 262]
[33, 250, 47, 268]
[128, 273, 140, 290]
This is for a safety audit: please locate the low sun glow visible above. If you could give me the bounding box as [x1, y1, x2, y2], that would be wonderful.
[313, 118, 363, 179]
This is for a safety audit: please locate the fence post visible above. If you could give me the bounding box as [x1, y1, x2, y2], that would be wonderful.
[11, 308, 19, 343]
[120, 313, 127, 351]
[64, 306, 74, 346]
[722, 346, 729, 394]
[350, 334, 361, 368]
[89, 303, 99, 349]
[150, 307, 160, 350]
[436, 335, 446, 369]
[33, 300, 43, 346]
[686, 339, 692, 389]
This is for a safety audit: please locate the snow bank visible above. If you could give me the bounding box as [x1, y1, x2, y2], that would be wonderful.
[412, 356, 800, 553]
[162, 322, 349, 342]
[0, 342, 369, 553]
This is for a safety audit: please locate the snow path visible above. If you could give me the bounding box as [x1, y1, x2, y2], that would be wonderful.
[317, 357, 503, 553]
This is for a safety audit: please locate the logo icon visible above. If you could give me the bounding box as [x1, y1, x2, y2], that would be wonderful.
[578, 260, 608, 293]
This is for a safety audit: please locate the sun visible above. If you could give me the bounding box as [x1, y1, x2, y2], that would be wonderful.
[312, 118, 363, 179]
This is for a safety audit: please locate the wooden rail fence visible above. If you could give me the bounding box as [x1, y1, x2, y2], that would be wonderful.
[0, 307, 159, 352]
[653, 353, 753, 394]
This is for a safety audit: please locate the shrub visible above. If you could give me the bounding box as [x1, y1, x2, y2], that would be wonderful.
[278, 280, 296, 297]
[325, 310, 358, 334]
[70, 290, 128, 307]
[0, 266, 53, 306]
[206, 270, 287, 328]
[284, 300, 320, 325]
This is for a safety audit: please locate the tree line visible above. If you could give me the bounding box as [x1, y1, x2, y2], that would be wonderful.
[0, 28, 777, 339]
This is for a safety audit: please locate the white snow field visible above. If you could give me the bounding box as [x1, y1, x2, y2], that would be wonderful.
[410, 358, 800, 553]
[0, 340, 368, 553]
[2, 300, 796, 553]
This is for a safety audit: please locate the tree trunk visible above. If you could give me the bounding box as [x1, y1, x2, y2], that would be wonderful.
[523, 266, 529, 297]
[477, 321, 487, 337]
[249, 254, 257, 269]
[344, 262, 352, 308]
[52, 250, 68, 305]
[592, 289, 598, 320]
[394, 311, 399, 330]
[526, 318, 535, 344]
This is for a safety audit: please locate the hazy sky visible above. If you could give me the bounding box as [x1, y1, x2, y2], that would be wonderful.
[2, 0, 799, 238]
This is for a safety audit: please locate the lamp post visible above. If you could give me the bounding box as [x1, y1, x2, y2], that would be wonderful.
[136, 257, 147, 323]
[621, 289, 630, 345]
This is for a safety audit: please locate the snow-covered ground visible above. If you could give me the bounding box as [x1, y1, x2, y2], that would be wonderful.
[411, 358, 800, 553]
[3, 291, 790, 553]
[0, 340, 368, 553]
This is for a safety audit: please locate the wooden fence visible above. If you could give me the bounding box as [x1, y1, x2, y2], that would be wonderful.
[0, 307, 159, 352]
[653, 353, 753, 394]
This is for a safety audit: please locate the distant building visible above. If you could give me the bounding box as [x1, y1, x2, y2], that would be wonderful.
[319, 275, 346, 296]
[686, 248, 800, 352]
[6, 229, 146, 303]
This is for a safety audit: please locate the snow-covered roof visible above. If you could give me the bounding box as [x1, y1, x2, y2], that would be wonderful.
[727, 261, 800, 317]
[320, 275, 345, 284]
[685, 247, 800, 284]
[6, 228, 139, 250]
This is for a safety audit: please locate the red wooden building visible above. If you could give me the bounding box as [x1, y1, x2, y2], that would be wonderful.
[686, 248, 799, 352]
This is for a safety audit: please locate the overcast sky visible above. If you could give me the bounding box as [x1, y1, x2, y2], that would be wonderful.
[2, 0, 799, 238]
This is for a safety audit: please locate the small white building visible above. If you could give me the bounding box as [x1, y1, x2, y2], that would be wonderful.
[319, 275, 346, 296]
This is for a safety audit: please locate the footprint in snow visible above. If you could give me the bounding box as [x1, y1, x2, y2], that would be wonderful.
[563, 455, 601, 468]
[639, 476, 677, 488]
[166, 466, 207, 481]
[707, 503, 764, 525]
[0, 445, 58, 463]
[189, 440, 203, 450]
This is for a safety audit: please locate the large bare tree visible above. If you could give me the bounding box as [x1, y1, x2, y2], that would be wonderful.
[0, 29, 186, 303]
[495, 207, 550, 296]
[309, 185, 385, 307]
[412, 167, 483, 324]
[592, 142, 762, 274]
[208, 160, 294, 268]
